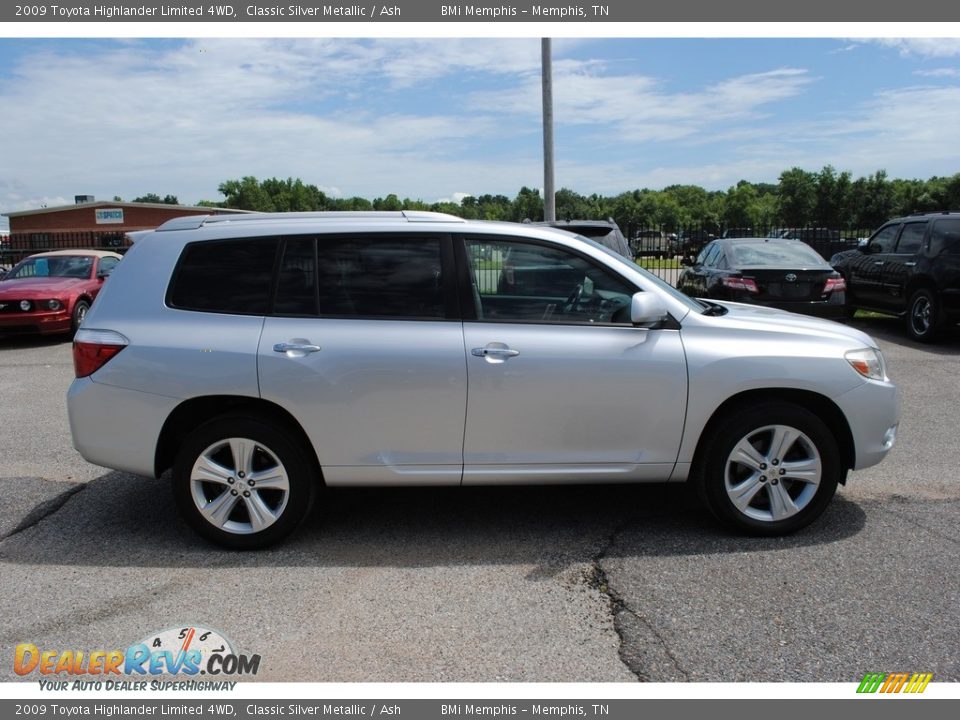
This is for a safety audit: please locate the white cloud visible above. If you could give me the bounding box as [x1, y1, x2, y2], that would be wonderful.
[914, 68, 960, 77]
[468, 66, 813, 144]
[858, 38, 960, 58]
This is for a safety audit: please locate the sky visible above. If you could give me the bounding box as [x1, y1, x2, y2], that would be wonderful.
[2, 36, 960, 232]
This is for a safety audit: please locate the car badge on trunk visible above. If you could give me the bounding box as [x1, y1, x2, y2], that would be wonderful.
[785, 273, 797, 282]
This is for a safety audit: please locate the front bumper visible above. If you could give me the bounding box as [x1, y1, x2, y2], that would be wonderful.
[833, 377, 900, 470]
[0, 308, 72, 334]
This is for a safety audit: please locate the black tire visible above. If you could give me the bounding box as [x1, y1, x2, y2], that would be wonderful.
[694, 401, 841, 536]
[71, 300, 89, 335]
[172, 415, 317, 549]
[905, 288, 942, 343]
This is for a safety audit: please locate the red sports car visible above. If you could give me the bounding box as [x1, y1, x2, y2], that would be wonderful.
[0, 250, 122, 336]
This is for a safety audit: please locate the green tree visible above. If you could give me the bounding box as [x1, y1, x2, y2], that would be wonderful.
[777, 168, 817, 226]
[512, 187, 543, 222]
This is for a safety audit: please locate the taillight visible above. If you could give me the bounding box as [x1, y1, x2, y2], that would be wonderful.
[73, 329, 128, 378]
[823, 277, 846, 293]
[721, 276, 759, 293]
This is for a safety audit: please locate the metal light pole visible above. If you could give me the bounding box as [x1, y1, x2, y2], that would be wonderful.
[542, 38, 555, 222]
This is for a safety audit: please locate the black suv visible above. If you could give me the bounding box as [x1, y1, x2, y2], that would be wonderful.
[831, 212, 960, 342]
[531, 219, 633, 259]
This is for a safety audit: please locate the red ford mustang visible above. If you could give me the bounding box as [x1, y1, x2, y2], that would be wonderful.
[0, 250, 122, 336]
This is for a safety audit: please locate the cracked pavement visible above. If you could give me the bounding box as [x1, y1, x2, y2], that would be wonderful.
[1, 316, 958, 682]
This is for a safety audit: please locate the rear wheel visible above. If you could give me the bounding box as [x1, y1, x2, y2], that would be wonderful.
[696, 402, 841, 535]
[172, 415, 317, 549]
[906, 288, 942, 343]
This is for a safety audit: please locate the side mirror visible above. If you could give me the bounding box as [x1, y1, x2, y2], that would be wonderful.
[97, 270, 111, 280]
[680, 256, 694, 267]
[857, 238, 869, 249]
[630, 292, 669, 326]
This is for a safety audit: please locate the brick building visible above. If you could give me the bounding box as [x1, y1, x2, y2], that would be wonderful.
[2, 197, 248, 265]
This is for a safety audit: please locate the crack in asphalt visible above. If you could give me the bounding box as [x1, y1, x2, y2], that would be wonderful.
[587, 518, 691, 682]
[876, 498, 960, 547]
[1, 483, 87, 541]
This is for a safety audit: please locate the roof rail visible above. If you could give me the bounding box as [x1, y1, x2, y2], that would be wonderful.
[155, 210, 466, 232]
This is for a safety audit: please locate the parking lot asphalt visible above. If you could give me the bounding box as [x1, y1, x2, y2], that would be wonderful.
[0, 316, 958, 683]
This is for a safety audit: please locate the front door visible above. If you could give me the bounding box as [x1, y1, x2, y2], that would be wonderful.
[459, 235, 687, 484]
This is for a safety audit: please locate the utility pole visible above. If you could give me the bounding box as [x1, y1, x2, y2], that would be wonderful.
[542, 38, 555, 222]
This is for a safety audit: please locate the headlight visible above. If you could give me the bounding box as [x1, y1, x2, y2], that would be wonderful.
[46, 299, 63, 310]
[19, 300, 31, 311]
[845, 347, 887, 381]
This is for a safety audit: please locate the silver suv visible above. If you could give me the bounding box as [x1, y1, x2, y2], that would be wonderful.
[67, 211, 899, 548]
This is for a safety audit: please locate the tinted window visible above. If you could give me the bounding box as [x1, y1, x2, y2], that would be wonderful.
[466, 238, 635, 324]
[702, 243, 722, 267]
[930, 219, 960, 256]
[895, 223, 926, 254]
[316, 236, 445, 319]
[731, 242, 829, 267]
[274, 238, 317, 316]
[169, 238, 279, 314]
[869, 225, 899, 253]
[695, 244, 713, 265]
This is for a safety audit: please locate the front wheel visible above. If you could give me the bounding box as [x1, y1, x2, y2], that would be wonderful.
[906, 288, 942, 343]
[172, 415, 317, 549]
[695, 402, 841, 535]
[71, 300, 89, 335]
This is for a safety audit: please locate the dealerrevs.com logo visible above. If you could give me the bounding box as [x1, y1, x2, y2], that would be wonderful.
[14, 626, 260, 690]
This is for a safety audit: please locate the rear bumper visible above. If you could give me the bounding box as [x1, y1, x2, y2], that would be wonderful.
[68, 377, 179, 478]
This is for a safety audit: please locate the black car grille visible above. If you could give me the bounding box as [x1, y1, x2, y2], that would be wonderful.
[0, 300, 27, 314]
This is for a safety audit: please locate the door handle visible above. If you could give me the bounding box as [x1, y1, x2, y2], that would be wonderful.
[470, 345, 520, 363]
[873, 261, 885, 266]
[904, 262, 917, 267]
[274, 341, 322, 354]
[472, 347, 520, 358]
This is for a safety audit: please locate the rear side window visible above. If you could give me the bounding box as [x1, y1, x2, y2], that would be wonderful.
[930, 219, 960, 256]
[169, 238, 279, 315]
[316, 236, 446, 319]
[895, 222, 926, 254]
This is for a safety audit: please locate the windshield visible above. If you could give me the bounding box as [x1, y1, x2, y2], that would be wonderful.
[7, 256, 94, 280]
[574, 234, 707, 313]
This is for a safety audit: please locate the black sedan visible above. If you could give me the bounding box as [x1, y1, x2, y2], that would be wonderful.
[677, 238, 847, 318]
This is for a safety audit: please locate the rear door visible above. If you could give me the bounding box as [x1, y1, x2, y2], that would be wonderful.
[458, 234, 687, 484]
[257, 233, 467, 486]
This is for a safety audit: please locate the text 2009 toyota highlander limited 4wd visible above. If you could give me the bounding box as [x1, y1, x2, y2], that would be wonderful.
[67, 212, 898, 548]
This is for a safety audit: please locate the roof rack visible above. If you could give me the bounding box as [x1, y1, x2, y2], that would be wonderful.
[155, 210, 466, 232]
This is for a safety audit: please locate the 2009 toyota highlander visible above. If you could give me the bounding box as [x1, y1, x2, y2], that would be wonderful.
[67, 211, 899, 548]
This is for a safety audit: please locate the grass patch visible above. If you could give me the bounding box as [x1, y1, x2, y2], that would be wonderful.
[636, 258, 681, 270]
[854, 309, 895, 319]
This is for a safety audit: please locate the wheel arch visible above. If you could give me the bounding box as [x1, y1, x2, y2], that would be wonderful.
[904, 274, 938, 301]
[690, 388, 855, 481]
[154, 395, 323, 484]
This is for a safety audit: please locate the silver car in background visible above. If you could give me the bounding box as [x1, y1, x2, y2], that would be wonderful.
[67, 212, 899, 548]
